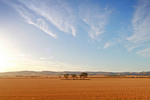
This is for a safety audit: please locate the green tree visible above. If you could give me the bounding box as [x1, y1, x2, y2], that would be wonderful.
[71, 74, 77, 79]
[79, 72, 88, 80]
[64, 74, 69, 79]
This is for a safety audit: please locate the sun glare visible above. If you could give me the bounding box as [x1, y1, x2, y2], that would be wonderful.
[0, 48, 10, 72]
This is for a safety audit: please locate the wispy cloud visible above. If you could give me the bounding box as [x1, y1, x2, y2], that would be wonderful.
[3, 0, 57, 38]
[127, 0, 150, 43]
[3, 0, 112, 41]
[2, 0, 78, 38]
[126, 0, 150, 57]
[80, 4, 112, 41]
[17, 0, 77, 37]
[136, 48, 150, 57]
[104, 41, 112, 49]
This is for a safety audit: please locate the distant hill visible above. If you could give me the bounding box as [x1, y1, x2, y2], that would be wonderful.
[0, 71, 150, 76]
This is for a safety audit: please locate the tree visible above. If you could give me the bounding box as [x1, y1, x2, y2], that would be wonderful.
[64, 74, 69, 79]
[79, 72, 88, 80]
[71, 74, 77, 80]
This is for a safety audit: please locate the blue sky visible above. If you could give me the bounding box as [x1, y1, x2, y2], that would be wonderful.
[0, 0, 150, 72]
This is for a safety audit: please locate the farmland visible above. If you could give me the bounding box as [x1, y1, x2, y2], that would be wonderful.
[0, 78, 150, 100]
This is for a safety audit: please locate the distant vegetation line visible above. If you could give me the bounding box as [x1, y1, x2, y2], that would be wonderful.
[0, 71, 150, 76]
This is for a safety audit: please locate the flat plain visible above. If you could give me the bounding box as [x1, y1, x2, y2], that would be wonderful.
[0, 78, 150, 100]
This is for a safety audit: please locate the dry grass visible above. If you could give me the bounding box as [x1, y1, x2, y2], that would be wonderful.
[0, 78, 150, 100]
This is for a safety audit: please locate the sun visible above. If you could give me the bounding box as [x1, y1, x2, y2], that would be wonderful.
[0, 49, 10, 72]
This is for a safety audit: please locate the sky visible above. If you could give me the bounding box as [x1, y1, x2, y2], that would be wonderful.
[0, 0, 150, 72]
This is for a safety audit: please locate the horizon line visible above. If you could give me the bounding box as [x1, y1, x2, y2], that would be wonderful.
[0, 70, 150, 73]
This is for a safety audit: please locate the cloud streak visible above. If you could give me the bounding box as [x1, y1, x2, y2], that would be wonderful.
[80, 4, 112, 41]
[4, 0, 57, 38]
[3, 0, 111, 40]
[126, 0, 150, 57]
[136, 48, 150, 57]
[104, 41, 112, 49]
[127, 0, 150, 43]
[18, 0, 77, 37]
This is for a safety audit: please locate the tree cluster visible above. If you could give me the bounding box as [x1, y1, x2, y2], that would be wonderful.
[64, 72, 88, 80]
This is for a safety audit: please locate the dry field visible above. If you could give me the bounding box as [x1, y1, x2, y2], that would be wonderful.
[0, 78, 150, 100]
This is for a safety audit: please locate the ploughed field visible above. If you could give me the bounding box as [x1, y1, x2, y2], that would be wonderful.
[0, 78, 150, 100]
